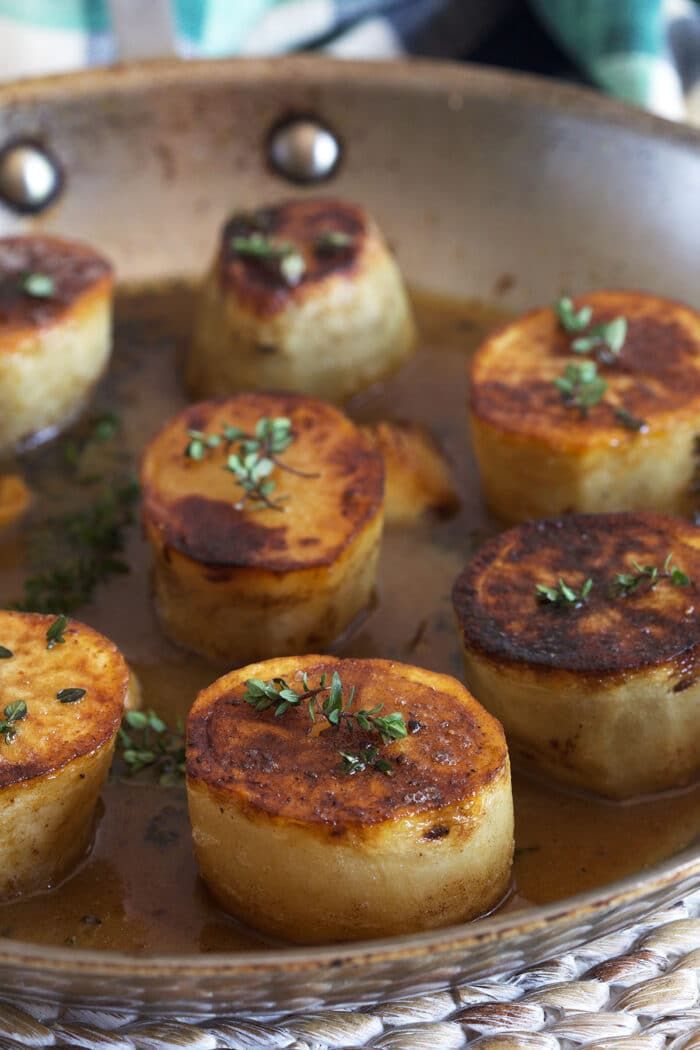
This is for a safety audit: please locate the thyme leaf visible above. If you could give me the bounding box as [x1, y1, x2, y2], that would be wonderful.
[20, 272, 54, 298]
[315, 231, 354, 253]
[0, 646, 12, 659]
[46, 614, 68, 649]
[0, 700, 27, 744]
[614, 407, 649, 433]
[535, 577, 593, 608]
[57, 687, 86, 704]
[555, 297, 592, 333]
[231, 233, 306, 287]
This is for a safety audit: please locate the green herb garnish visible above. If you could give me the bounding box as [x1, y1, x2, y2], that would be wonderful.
[185, 430, 221, 461]
[614, 554, 692, 596]
[0, 646, 12, 659]
[572, 317, 627, 363]
[555, 297, 628, 364]
[535, 577, 593, 608]
[57, 687, 85, 704]
[14, 481, 139, 615]
[244, 670, 407, 743]
[231, 233, 306, 287]
[185, 416, 317, 512]
[340, 745, 394, 776]
[46, 614, 68, 649]
[554, 361, 607, 415]
[315, 231, 353, 253]
[555, 297, 592, 333]
[244, 671, 408, 775]
[20, 272, 54, 298]
[116, 709, 185, 786]
[614, 407, 649, 433]
[0, 701, 27, 744]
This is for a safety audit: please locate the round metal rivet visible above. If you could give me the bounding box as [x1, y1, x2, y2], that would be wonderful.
[0, 140, 62, 213]
[267, 116, 341, 184]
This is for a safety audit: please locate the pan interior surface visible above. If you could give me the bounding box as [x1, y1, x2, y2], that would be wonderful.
[0, 57, 699, 1012]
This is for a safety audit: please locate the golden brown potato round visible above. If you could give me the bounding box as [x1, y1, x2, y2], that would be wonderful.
[186, 655, 513, 944]
[0, 610, 127, 899]
[453, 512, 700, 799]
[470, 291, 700, 523]
[361, 421, 459, 524]
[187, 198, 415, 402]
[141, 393, 384, 664]
[0, 236, 113, 454]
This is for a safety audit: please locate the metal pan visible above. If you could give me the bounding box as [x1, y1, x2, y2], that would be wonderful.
[0, 56, 699, 1017]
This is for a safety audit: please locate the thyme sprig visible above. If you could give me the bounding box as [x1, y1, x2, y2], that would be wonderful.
[116, 709, 185, 786]
[554, 361, 607, 415]
[535, 577, 593, 608]
[231, 233, 306, 287]
[13, 480, 139, 614]
[0, 701, 27, 744]
[244, 671, 408, 775]
[614, 554, 691, 596]
[186, 416, 318, 512]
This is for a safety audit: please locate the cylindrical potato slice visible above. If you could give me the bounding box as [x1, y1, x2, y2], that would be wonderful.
[470, 291, 700, 522]
[453, 512, 700, 799]
[187, 198, 415, 402]
[187, 655, 513, 944]
[0, 236, 113, 454]
[141, 393, 384, 664]
[0, 611, 127, 899]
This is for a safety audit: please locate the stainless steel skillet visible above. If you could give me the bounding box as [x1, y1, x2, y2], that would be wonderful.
[0, 55, 699, 1018]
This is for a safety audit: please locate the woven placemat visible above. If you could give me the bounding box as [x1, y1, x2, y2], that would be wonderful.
[1, 889, 700, 1048]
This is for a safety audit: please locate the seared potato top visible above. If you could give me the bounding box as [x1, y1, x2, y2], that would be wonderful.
[0, 236, 112, 341]
[0, 611, 127, 788]
[454, 512, 700, 677]
[471, 291, 700, 450]
[217, 198, 368, 317]
[187, 655, 508, 833]
[141, 393, 384, 571]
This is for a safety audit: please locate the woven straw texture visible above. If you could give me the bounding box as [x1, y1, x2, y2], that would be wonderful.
[2, 890, 700, 1047]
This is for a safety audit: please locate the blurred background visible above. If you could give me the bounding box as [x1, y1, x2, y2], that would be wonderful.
[0, 0, 699, 124]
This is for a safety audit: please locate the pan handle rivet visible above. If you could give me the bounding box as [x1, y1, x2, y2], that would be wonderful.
[267, 115, 341, 184]
[0, 140, 62, 214]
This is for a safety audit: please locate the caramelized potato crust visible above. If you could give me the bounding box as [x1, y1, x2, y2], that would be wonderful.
[187, 198, 415, 402]
[0, 236, 113, 453]
[141, 393, 384, 662]
[0, 611, 127, 898]
[453, 512, 700, 798]
[187, 655, 513, 943]
[470, 291, 700, 521]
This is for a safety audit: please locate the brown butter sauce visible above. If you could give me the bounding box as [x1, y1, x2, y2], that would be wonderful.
[1, 284, 700, 952]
